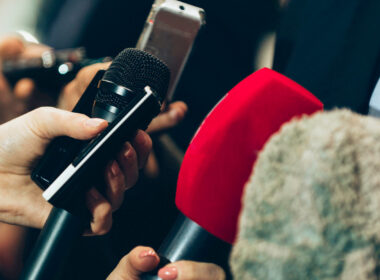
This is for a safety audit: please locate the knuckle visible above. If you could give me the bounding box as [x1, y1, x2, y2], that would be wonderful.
[125, 146, 138, 162]
[27, 107, 57, 138]
[136, 131, 152, 150]
[94, 215, 112, 235]
[32, 106, 55, 117]
[143, 133, 153, 150]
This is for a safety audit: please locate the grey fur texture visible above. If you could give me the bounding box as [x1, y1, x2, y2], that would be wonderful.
[230, 110, 380, 280]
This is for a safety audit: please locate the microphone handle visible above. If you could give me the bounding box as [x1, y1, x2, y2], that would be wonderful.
[20, 207, 83, 280]
[141, 213, 231, 280]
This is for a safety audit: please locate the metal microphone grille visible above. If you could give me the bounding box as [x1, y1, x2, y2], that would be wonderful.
[100, 48, 170, 104]
[95, 88, 132, 109]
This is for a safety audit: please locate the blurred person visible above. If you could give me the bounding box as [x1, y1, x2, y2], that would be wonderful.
[273, 0, 380, 114]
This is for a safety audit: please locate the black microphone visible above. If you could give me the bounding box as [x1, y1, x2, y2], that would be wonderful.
[32, 48, 170, 205]
[21, 48, 170, 280]
[2, 47, 111, 94]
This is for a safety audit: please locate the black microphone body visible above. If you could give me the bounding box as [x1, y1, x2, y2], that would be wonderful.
[20, 208, 82, 280]
[2, 48, 111, 94]
[22, 49, 170, 280]
[142, 214, 231, 280]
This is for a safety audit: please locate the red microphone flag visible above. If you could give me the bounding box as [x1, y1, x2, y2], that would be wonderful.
[176, 68, 323, 244]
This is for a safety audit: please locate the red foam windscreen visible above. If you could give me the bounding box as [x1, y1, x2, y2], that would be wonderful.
[175, 68, 323, 244]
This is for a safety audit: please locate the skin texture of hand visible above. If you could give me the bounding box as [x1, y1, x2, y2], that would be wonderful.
[0, 107, 151, 235]
[107, 246, 226, 280]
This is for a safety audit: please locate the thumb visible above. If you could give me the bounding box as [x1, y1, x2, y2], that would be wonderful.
[107, 246, 160, 280]
[25, 107, 108, 141]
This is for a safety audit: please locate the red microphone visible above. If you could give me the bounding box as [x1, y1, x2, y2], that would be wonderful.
[142, 68, 323, 279]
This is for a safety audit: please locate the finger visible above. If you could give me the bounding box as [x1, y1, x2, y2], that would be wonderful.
[58, 79, 78, 110]
[104, 160, 126, 212]
[21, 43, 51, 59]
[131, 130, 152, 169]
[85, 188, 112, 235]
[117, 142, 139, 190]
[58, 62, 111, 110]
[26, 107, 108, 141]
[146, 101, 188, 133]
[107, 246, 159, 280]
[13, 78, 35, 99]
[0, 37, 24, 58]
[74, 62, 111, 94]
[144, 152, 160, 178]
[158, 261, 226, 280]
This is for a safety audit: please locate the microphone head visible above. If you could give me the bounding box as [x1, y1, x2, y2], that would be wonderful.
[96, 48, 170, 109]
[175, 68, 323, 244]
[231, 110, 380, 279]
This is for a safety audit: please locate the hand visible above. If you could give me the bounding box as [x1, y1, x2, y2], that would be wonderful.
[107, 246, 225, 280]
[0, 107, 151, 235]
[0, 37, 52, 122]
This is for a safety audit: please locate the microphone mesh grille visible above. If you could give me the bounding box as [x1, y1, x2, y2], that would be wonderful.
[102, 48, 170, 100]
[95, 89, 131, 109]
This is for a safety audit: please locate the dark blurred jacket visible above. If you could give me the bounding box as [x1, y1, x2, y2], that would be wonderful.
[273, 0, 380, 114]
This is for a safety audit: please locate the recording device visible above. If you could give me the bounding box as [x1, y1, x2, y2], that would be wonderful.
[141, 68, 323, 279]
[2, 47, 111, 94]
[31, 48, 170, 207]
[231, 110, 380, 279]
[136, 0, 205, 101]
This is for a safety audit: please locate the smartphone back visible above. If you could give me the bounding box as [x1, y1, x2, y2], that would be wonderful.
[136, 0, 205, 101]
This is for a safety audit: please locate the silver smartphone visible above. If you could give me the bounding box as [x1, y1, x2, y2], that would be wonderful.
[136, 0, 205, 101]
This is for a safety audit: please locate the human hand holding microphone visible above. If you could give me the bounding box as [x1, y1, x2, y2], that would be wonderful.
[0, 105, 151, 235]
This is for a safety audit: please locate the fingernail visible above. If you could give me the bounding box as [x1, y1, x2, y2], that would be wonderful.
[110, 161, 120, 177]
[139, 249, 157, 259]
[85, 118, 106, 128]
[158, 266, 178, 280]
